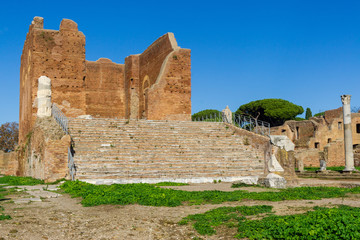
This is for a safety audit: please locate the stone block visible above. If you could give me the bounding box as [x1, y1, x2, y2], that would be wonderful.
[232, 176, 259, 185]
[258, 173, 287, 189]
[270, 135, 295, 151]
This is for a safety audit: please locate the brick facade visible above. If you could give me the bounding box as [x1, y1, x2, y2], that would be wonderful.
[272, 109, 360, 167]
[19, 17, 191, 143]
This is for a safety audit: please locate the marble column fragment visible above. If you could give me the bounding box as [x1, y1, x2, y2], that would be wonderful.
[341, 95, 355, 171]
[37, 76, 52, 118]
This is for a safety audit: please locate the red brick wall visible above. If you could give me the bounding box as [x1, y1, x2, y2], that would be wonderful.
[19, 18, 87, 142]
[14, 120, 71, 182]
[124, 55, 140, 119]
[20, 18, 192, 146]
[138, 33, 175, 118]
[325, 107, 342, 123]
[85, 59, 125, 118]
[147, 49, 191, 120]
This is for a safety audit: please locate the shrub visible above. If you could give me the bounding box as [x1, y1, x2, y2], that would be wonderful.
[305, 107, 312, 120]
[192, 109, 221, 121]
[314, 111, 325, 117]
[0, 122, 18, 152]
[236, 99, 304, 126]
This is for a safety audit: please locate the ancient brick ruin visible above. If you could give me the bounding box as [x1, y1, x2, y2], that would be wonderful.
[272, 107, 360, 168]
[0, 17, 296, 184]
[19, 17, 191, 143]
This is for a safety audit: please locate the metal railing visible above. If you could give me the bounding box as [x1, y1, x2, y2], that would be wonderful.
[192, 112, 271, 137]
[51, 103, 75, 180]
[68, 147, 75, 181]
[52, 103, 68, 135]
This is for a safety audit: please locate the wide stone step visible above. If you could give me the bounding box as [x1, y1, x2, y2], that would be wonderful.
[66, 118, 267, 183]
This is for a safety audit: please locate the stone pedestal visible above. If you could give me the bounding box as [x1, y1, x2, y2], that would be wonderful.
[37, 76, 52, 118]
[341, 95, 355, 171]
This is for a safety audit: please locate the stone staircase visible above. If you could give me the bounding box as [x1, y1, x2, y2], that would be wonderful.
[68, 118, 266, 184]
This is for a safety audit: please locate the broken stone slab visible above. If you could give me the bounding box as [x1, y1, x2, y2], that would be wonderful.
[77, 115, 93, 119]
[258, 173, 287, 189]
[13, 185, 60, 191]
[268, 154, 284, 172]
[14, 197, 42, 204]
[29, 190, 61, 199]
[232, 176, 259, 186]
[270, 135, 295, 151]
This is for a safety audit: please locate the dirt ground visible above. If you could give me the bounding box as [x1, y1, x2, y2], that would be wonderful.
[1, 178, 360, 240]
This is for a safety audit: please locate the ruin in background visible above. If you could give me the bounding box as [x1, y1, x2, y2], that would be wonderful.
[271, 97, 360, 168]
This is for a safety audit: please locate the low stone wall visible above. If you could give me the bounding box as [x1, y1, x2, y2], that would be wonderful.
[294, 149, 320, 168]
[226, 124, 297, 182]
[16, 117, 71, 182]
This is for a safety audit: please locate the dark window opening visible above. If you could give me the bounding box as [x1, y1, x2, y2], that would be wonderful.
[296, 127, 300, 139]
[328, 138, 331, 143]
[281, 129, 286, 133]
[315, 142, 320, 149]
[338, 122, 342, 130]
[357, 124, 360, 133]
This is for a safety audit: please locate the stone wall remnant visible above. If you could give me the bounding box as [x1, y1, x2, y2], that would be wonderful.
[272, 103, 360, 168]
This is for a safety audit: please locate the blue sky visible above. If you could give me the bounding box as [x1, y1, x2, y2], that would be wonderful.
[0, 0, 359, 124]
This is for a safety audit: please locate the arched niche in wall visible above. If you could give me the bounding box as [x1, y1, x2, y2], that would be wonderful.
[142, 75, 150, 119]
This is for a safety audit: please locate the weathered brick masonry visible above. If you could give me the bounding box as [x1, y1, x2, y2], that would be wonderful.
[11, 17, 287, 183]
[272, 108, 360, 167]
[19, 17, 191, 143]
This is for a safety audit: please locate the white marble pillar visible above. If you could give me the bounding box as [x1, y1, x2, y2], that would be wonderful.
[37, 76, 52, 118]
[341, 95, 355, 171]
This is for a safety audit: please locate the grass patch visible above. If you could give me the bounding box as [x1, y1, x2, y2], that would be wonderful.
[178, 205, 272, 235]
[303, 166, 360, 172]
[231, 183, 261, 188]
[236, 205, 360, 239]
[180, 205, 360, 239]
[153, 182, 189, 186]
[0, 175, 47, 221]
[0, 175, 44, 186]
[60, 180, 360, 207]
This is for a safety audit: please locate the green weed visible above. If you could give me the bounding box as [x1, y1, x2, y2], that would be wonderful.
[0, 175, 44, 186]
[236, 205, 360, 239]
[179, 205, 272, 235]
[60, 181, 360, 207]
[154, 182, 189, 186]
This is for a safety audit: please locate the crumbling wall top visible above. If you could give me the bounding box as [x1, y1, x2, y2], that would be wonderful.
[60, 19, 78, 31]
[324, 107, 343, 123]
[31, 17, 43, 29]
